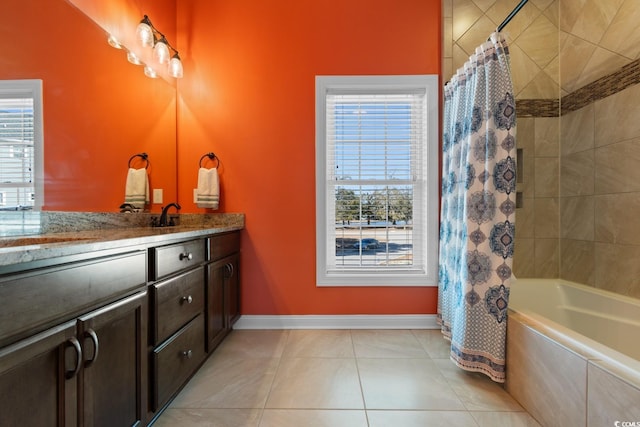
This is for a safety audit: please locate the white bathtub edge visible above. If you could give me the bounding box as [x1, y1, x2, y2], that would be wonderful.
[509, 308, 640, 390]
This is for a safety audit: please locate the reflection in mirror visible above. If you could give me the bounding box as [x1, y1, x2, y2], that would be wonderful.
[0, 80, 43, 211]
[1, 0, 177, 216]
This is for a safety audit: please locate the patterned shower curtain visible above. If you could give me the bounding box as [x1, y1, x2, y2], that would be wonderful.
[438, 32, 516, 383]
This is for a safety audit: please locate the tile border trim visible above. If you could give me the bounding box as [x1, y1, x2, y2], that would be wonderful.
[516, 99, 560, 118]
[515, 58, 640, 118]
[561, 58, 640, 114]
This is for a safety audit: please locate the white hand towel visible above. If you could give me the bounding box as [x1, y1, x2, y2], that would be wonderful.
[196, 167, 219, 209]
[124, 167, 149, 208]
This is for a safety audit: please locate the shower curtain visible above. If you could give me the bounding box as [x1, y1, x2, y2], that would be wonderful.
[438, 32, 516, 383]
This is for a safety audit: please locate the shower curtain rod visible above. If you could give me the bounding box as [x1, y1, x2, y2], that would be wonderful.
[445, 0, 529, 85]
[496, 0, 529, 32]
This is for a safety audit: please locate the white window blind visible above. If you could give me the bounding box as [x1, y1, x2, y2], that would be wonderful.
[0, 80, 43, 211]
[316, 75, 438, 286]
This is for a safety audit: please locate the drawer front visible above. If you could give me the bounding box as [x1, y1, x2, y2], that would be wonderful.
[0, 251, 146, 348]
[209, 232, 240, 261]
[151, 239, 205, 280]
[152, 267, 204, 345]
[152, 314, 205, 411]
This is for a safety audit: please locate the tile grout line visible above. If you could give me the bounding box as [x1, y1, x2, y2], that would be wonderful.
[255, 329, 291, 427]
[349, 329, 372, 426]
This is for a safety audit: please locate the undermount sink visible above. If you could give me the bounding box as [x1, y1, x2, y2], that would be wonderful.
[0, 236, 95, 248]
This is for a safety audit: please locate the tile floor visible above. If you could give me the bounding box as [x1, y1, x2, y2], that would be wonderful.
[153, 329, 541, 427]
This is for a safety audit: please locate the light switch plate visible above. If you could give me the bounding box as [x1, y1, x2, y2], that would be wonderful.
[153, 188, 163, 204]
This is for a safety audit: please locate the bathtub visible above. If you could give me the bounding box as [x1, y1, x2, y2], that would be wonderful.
[505, 278, 640, 427]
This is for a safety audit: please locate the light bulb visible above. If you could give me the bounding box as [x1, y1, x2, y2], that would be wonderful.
[154, 38, 170, 64]
[107, 34, 122, 49]
[144, 66, 158, 78]
[169, 54, 183, 78]
[127, 51, 142, 65]
[136, 16, 154, 48]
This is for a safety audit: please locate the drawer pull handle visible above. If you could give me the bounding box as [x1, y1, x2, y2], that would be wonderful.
[182, 350, 193, 359]
[179, 252, 193, 261]
[181, 295, 193, 304]
[65, 336, 83, 380]
[224, 262, 234, 278]
[84, 328, 99, 367]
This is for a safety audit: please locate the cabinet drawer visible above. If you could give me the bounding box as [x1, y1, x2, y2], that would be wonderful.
[150, 239, 205, 280]
[0, 251, 146, 348]
[151, 267, 204, 345]
[209, 232, 240, 261]
[152, 314, 205, 411]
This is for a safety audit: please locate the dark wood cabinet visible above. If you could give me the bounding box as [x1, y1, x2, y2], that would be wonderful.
[78, 290, 147, 427]
[0, 290, 147, 427]
[149, 239, 205, 281]
[225, 254, 240, 326]
[0, 321, 78, 427]
[0, 227, 242, 427]
[0, 249, 147, 427]
[206, 261, 226, 352]
[148, 239, 207, 416]
[206, 232, 240, 353]
[152, 314, 205, 410]
[150, 267, 205, 346]
[0, 251, 147, 349]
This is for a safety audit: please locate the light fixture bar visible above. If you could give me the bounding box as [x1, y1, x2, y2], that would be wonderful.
[108, 15, 183, 79]
[135, 14, 183, 77]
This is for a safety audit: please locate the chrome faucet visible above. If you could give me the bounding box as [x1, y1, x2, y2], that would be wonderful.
[157, 203, 181, 227]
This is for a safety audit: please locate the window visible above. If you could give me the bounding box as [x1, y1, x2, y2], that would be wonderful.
[315, 75, 438, 286]
[0, 80, 43, 211]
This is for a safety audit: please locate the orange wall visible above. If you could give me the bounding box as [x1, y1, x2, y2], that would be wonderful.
[3, 0, 176, 212]
[177, 0, 441, 315]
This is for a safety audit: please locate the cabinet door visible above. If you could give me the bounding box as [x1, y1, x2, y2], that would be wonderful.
[0, 321, 79, 427]
[206, 261, 226, 352]
[224, 254, 240, 327]
[78, 290, 147, 427]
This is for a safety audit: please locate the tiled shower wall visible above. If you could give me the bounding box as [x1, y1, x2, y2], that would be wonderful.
[446, 0, 640, 298]
[444, 0, 562, 279]
[558, 0, 640, 297]
[561, 85, 640, 298]
[513, 116, 559, 278]
[443, 0, 559, 98]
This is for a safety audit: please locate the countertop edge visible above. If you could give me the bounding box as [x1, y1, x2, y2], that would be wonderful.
[0, 224, 244, 270]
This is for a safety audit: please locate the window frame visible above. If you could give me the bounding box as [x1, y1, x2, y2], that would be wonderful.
[0, 79, 44, 211]
[315, 75, 439, 287]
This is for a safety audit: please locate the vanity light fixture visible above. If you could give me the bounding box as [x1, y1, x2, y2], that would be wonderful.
[169, 53, 184, 78]
[126, 50, 142, 65]
[107, 34, 123, 49]
[143, 65, 158, 79]
[153, 35, 171, 64]
[107, 14, 183, 79]
[136, 15, 155, 48]
[135, 14, 183, 78]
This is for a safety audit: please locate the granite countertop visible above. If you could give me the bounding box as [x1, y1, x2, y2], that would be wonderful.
[0, 212, 244, 268]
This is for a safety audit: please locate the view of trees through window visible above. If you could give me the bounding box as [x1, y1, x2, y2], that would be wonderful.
[334, 185, 414, 267]
[329, 96, 419, 268]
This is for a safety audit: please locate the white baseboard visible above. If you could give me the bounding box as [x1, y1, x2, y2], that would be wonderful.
[233, 314, 438, 330]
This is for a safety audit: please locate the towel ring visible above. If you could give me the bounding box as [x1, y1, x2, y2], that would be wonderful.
[128, 152, 149, 169]
[199, 152, 219, 168]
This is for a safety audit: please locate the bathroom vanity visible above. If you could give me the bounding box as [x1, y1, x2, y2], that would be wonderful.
[0, 215, 243, 426]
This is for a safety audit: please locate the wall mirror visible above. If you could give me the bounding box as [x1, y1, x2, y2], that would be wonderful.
[1, 0, 177, 219]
